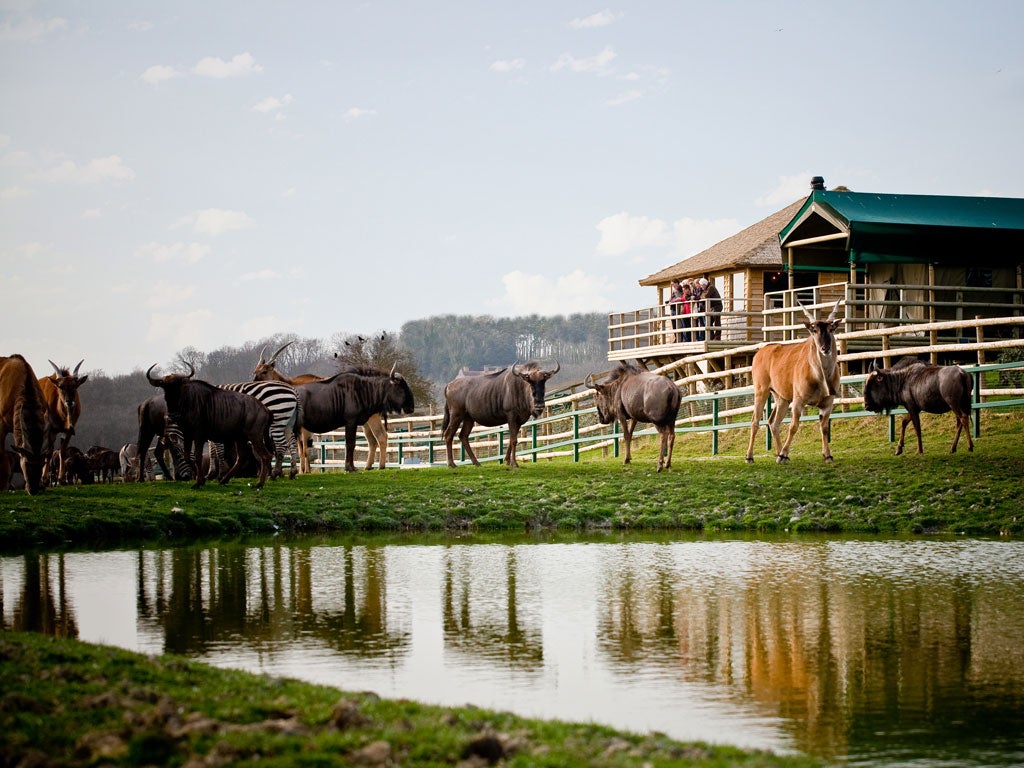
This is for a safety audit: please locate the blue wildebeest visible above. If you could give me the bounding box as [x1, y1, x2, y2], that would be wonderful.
[442, 360, 560, 469]
[746, 299, 843, 463]
[295, 365, 415, 472]
[585, 360, 681, 471]
[0, 354, 47, 495]
[219, 380, 300, 479]
[253, 342, 391, 471]
[863, 358, 974, 455]
[134, 394, 194, 481]
[37, 359, 88, 485]
[146, 364, 275, 489]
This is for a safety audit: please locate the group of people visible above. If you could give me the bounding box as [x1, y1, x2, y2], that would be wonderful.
[668, 277, 723, 342]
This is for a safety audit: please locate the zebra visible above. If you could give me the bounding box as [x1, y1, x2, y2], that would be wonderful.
[159, 420, 196, 480]
[218, 380, 300, 479]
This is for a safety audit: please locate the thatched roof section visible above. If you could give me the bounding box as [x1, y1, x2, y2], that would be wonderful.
[638, 198, 806, 286]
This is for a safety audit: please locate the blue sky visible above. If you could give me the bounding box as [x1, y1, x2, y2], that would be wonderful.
[2, 0, 1023, 376]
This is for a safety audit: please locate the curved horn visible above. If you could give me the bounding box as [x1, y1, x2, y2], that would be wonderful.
[585, 373, 596, 389]
[185, 361, 195, 379]
[73, 359, 84, 376]
[389, 362, 398, 377]
[268, 341, 293, 365]
[146, 364, 161, 386]
[548, 360, 560, 376]
[257, 346, 267, 365]
[511, 358, 524, 376]
[827, 298, 844, 322]
[798, 302, 816, 323]
[48, 359, 62, 376]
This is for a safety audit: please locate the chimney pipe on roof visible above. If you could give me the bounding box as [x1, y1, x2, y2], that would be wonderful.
[810, 176, 826, 191]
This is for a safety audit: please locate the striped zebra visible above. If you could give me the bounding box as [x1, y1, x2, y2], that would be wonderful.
[160, 420, 196, 480]
[219, 381, 300, 479]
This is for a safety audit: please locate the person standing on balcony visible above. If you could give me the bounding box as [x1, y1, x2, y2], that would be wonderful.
[701, 277, 723, 341]
[679, 280, 694, 342]
[690, 279, 706, 341]
[668, 279, 684, 341]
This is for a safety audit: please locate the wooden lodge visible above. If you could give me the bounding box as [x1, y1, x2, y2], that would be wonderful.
[608, 184, 1024, 378]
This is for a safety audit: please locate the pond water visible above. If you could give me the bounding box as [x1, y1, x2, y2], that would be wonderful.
[3, 534, 1024, 766]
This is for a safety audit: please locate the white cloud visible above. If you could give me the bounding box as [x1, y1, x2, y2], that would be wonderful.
[146, 281, 197, 309]
[1, 185, 31, 200]
[490, 58, 526, 73]
[239, 315, 282, 339]
[253, 94, 293, 113]
[498, 269, 616, 315]
[344, 107, 378, 121]
[190, 208, 254, 236]
[37, 154, 136, 184]
[138, 241, 210, 264]
[606, 89, 642, 107]
[671, 217, 740, 258]
[81, 208, 102, 219]
[596, 212, 740, 259]
[569, 10, 621, 29]
[0, 15, 67, 42]
[127, 20, 154, 32]
[755, 173, 814, 207]
[192, 52, 262, 79]
[551, 46, 617, 74]
[596, 212, 669, 256]
[146, 309, 215, 353]
[140, 64, 181, 85]
[239, 269, 279, 281]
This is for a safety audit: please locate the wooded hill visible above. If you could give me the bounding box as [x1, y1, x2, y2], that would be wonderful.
[65, 313, 611, 452]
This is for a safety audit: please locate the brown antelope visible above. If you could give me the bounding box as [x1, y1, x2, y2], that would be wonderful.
[0, 354, 48, 494]
[746, 300, 843, 464]
[38, 359, 88, 485]
[253, 342, 393, 472]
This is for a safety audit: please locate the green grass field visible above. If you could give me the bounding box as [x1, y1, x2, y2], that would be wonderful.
[2, 410, 1021, 553]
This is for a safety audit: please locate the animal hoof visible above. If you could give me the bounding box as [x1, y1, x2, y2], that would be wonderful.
[745, 457, 754, 464]
[776, 455, 789, 464]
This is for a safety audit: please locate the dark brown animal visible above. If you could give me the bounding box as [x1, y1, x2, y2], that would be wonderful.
[86, 445, 120, 483]
[293, 367, 415, 472]
[442, 360, 559, 469]
[746, 300, 843, 463]
[0, 354, 47, 494]
[863, 359, 974, 455]
[585, 361, 681, 471]
[146, 363, 275, 489]
[253, 342, 391, 471]
[134, 394, 195, 481]
[37, 359, 88, 485]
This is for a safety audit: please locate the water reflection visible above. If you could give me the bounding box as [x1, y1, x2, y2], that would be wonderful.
[3, 537, 1023, 766]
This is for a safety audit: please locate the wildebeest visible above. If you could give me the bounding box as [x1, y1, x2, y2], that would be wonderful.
[746, 300, 843, 463]
[442, 360, 560, 469]
[585, 360, 681, 471]
[294, 366, 415, 472]
[220, 380, 300, 479]
[86, 445, 120, 483]
[0, 354, 47, 494]
[37, 359, 88, 485]
[146, 363, 275, 489]
[863, 358, 974, 455]
[134, 394, 194, 481]
[253, 343, 391, 471]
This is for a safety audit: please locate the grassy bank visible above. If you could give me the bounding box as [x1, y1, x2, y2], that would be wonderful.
[2, 411, 1022, 553]
[0, 632, 822, 768]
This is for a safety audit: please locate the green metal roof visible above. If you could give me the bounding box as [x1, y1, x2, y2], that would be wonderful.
[779, 190, 1024, 266]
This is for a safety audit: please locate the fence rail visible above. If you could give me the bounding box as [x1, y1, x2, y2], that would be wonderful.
[310, 352, 1024, 471]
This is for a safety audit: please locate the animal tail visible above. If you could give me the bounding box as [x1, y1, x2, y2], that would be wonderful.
[441, 402, 450, 433]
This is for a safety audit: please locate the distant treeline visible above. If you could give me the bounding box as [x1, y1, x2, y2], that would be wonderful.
[67, 313, 611, 452]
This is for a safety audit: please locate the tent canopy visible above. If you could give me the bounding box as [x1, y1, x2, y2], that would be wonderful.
[779, 190, 1024, 267]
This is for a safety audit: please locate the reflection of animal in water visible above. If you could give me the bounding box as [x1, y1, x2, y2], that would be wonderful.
[442, 360, 559, 469]
[586, 360, 681, 471]
[864, 357, 974, 455]
[253, 343, 392, 471]
[0, 354, 47, 495]
[746, 300, 843, 464]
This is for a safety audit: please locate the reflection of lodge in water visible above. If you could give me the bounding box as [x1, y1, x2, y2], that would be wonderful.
[595, 544, 1024, 760]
